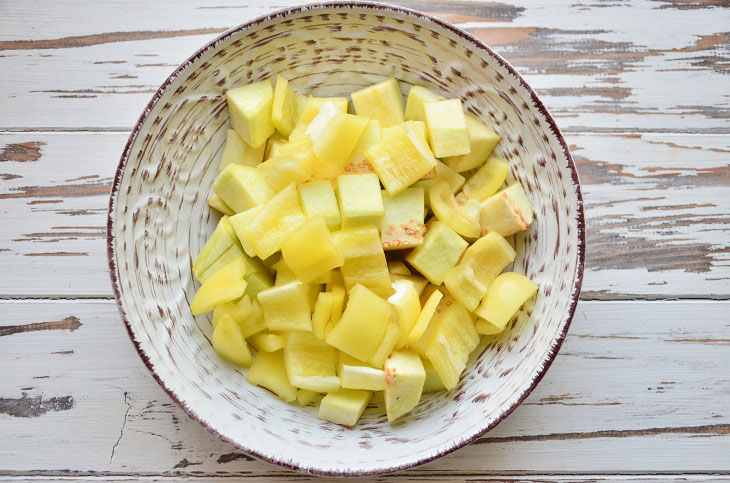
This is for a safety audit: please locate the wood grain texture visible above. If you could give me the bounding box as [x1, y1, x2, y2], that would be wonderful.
[1, 132, 727, 298]
[0, 300, 728, 475]
[0, 0, 728, 132]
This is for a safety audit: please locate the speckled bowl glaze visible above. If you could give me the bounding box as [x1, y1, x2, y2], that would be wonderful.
[107, 2, 584, 476]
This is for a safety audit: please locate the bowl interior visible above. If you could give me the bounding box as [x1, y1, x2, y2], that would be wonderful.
[108, 3, 583, 476]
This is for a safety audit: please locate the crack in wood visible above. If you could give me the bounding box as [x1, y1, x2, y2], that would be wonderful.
[474, 424, 730, 444]
[0, 316, 81, 337]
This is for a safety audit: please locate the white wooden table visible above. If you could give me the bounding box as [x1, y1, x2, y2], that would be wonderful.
[1, 1, 729, 480]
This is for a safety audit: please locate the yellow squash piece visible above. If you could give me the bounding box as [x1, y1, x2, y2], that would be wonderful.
[298, 180, 341, 231]
[295, 389, 320, 407]
[406, 220, 468, 285]
[383, 349, 425, 422]
[190, 257, 247, 315]
[240, 183, 307, 259]
[368, 311, 400, 368]
[264, 133, 288, 160]
[312, 110, 369, 166]
[284, 331, 340, 392]
[463, 156, 509, 202]
[338, 353, 387, 391]
[336, 173, 385, 229]
[197, 239, 243, 284]
[311, 287, 346, 339]
[247, 350, 297, 402]
[388, 279, 422, 349]
[257, 152, 313, 192]
[257, 280, 312, 332]
[213, 164, 275, 213]
[318, 389, 372, 427]
[344, 119, 379, 174]
[351, 78, 404, 127]
[326, 284, 391, 362]
[228, 206, 261, 257]
[407, 287, 443, 353]
[444, 114, 501, 172]
[423, 98, 470, 158]
[297, 96, 349, 125]
[429, 179, 480, 238]
[422, 358, 447, 393]
[212, 314, 252, 366]
[226, 80, 275, 148]
[480, 183, 534, 236]
[475, 272, 538, 330]
[219, 129, 265, 171]
[207, 193, 235, 216]
[380, 187, 425, 250]
[423, 302, 479, 390]
[281, 216, 344, 283]
[212, 294, 252, 329]
[271, 75, 304, 137]
[404, 85, 445, 123]
[332, 225, 392, 298]
[249, 330, 285, 352]
[443, 232, 516, 311]
[192, 216, 237, 279]
[365, 120, 437, 196]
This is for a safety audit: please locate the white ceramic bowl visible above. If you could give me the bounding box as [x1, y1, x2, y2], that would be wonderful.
[107, 2, 585, 476]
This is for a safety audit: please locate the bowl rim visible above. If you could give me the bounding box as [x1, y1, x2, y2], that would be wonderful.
[107, 0, 586, 476]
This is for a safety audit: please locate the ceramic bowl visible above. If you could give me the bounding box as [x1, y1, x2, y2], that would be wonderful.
[107, 2, 585, 476]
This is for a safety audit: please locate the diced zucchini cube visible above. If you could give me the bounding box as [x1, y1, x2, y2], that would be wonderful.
[299, 179, 341, 231]
[383, 349, 425, 422]
[365, 120, 437, 195]
[423, 303, 479, 390]
[336, 173, 384, 229]
[318, 389, 372, 427]
[220, 129, 266, 172]
[332, 225, 392, 298]
[213, 164, 275, 213]
[351, 78, 405, 127]
[406, 220, 468, 285]
[444, 114, 501, 172]
[404, 85, 445, 123]
[423, 98, 470, 158]
[271, 75, 304, 137]
[479, 183, 534, 236]
[380, 187, 425, 250]
[226, 80, 275, 148]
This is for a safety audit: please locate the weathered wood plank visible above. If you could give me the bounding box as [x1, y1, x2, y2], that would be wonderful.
[2, 475, 729, 481]
[1, 132, 728, 298]
[0, 0, 728, 131]
[1, 300, 728, 474]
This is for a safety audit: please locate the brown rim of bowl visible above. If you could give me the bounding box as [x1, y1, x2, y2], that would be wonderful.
[107, 1, 585, 477]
